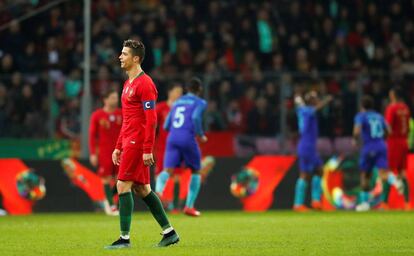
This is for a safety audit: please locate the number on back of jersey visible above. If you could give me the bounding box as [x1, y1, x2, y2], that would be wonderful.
[173, 106, 186, 128]
[368, 117, 384, 138]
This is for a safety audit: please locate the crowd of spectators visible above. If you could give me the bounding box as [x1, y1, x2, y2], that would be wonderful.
[0, 0, 414, 139]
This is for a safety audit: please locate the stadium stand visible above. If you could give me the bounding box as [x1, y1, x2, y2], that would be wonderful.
[1, 0, 413, 144]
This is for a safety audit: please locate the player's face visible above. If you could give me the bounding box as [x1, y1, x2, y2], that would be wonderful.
[168, 86, 183, 102]
[104, 92, 119, 108]
[389, 90, 396, 101]
[119, 47, 138, 70]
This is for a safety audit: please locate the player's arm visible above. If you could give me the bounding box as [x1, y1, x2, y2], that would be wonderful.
[88, 112, 98, 167]
[142, 83, 157, 166]
[113, 110, 123, 166]
[192, 100, 208, 142]
[382, 117, 391, 139]
[384, 106, 394, 136]
[315, 95, 333, 111]
[352, 114, 362, 147]
[163, 110, 172, 132]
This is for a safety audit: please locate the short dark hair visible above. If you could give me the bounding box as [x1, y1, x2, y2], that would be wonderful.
[186, 77, 203, 94]
[390, 86, 404, 99]
[123, 39, 145, 63]
[102, 88, 118, 100]
[304, 90, 317, 104]
[361, 95, 374, 110]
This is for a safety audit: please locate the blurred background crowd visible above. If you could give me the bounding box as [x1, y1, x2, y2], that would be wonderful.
[1, 0, 414, 142]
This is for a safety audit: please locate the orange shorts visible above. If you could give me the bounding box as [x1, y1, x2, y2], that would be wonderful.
[118, 147, 150, 185]
[387, 138, 408, 171]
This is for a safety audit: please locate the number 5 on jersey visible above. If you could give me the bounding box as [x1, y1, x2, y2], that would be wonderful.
[173, 106, 186, 128]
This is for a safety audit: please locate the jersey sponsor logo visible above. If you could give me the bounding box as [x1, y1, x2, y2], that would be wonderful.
[143, 100, 155, 110]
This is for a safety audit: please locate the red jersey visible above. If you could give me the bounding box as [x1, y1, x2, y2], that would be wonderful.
[385, 102, 411, 139]
[89, 108, 122, 158]
[155, 101, 171, 174]
[116, 72, 158, 153]
[156, 101, 171, 147]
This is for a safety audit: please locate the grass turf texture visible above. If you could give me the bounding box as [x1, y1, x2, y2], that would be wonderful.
[0, 211, 413, 256]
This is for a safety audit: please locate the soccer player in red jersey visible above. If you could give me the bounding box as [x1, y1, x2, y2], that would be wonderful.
[155, 83, 184, 212]
[89, 89, 122, 215]
[385, 86, 411, 209]
[106, 39, 178, 249]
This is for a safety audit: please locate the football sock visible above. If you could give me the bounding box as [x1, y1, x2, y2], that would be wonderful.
[155, 171, 170, 194]
[382, 180, 390, 203]
[311, 176, 322, 202]
[142, 191, 171, 230]
[119, 192, 133, 237]
[402, 177, 409, 202]
[173, 179, 180, 209]
[185, 174, 201, 208]
[359, 190, 369, 203]
[294, 178, 308, 206]
[387, 172, 397, 185]
[104, 184, 114, 206]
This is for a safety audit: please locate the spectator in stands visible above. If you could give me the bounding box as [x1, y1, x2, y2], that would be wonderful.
[0, 0, 413, 142]
[246, 97, 277, 136]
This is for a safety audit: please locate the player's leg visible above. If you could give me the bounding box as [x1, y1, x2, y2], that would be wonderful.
[101, 175, 118, 215]
[355, 150, 373, 211]
[182, 143, 202, 216]
[293, 171, 311, 211]
[293, 154, 311, 211]
[171, 174, 181, 212]
[105, 180, 134, 249]
[310, 156, 323, 210]
[356, 171, 371, 211]
[156, 167, 175, 194]
[97, 160, 119, 215]
[377, 147, 402, 207]
[134, 184, 179, 247]
[398, 142, 410, 208]
[106, 147, 139, 249]
[388, 140, 406, 197]
[156, 143, 180, 195]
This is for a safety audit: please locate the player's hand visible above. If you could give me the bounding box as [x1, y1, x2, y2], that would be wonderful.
[112, 149, 121, 166]
[143, 153, 155, 166]
[89, 154, 98, 167]
[200, 135, 208, 143]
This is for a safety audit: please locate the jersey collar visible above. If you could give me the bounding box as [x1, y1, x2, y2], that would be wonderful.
[128, 71, 145, 84]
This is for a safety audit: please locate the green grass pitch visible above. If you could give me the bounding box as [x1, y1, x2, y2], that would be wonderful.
[1, 211, 413, 256]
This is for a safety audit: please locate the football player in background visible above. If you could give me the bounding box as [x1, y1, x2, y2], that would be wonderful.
[89, 89, 122, 215]
[385, 87, 411, 209]
[293, 91, 332, 212]
[353, 95, 402, 211]
[155, 82, 183, 211]
[155, 77, 208, 217]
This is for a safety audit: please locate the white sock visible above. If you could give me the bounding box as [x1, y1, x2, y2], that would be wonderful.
[162, 227, 174, 234]
[120, 234, 130, 240]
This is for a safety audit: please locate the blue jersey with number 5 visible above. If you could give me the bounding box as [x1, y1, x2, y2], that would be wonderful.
[164, 93, 207, 141]
[354, 111, 387, 149]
